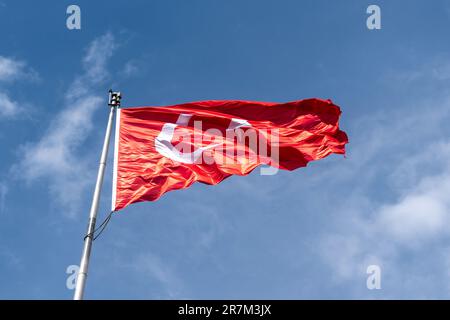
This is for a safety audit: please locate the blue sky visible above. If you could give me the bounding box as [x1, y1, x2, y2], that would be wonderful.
[1, 0, 450, 299]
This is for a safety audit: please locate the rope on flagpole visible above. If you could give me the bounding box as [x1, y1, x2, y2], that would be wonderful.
[83, 211, 115, 241]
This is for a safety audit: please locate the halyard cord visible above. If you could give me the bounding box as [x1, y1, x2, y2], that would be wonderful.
[83, 211, 115, 241]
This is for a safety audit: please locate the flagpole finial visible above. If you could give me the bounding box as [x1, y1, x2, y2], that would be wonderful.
[108, 89, 122, 107]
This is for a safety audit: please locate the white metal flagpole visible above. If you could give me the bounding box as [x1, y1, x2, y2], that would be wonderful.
[73, 90, 121, 300]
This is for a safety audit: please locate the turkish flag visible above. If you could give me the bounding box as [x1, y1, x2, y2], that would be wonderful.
[111, 99, 348, 211]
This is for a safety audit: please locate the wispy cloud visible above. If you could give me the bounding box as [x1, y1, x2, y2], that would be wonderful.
[0, 92, 21, 118]
[0, 55, 37, 118]
[316, 92, 450, 297]
[67, 33, 116, 101]
[0, 56, 38, 82]
[378, 162, 450, 246]
[130, 253, 185, 299]
[0, 56, 25, 81]
[122, 60, 140, 77]
[387, 56, 450, 84]
[17, 33, 117, 217]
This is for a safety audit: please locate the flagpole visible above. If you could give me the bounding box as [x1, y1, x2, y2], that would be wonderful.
[73, 90, 121, 300]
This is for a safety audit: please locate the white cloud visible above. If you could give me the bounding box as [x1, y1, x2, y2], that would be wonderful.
[122, 60, 139, 77]
[21, 96, 102, 179]
[378, 173, 450, 246]
[17, 33, 117, 217]
[314, 92, 450, 297]
[0, 56, 37, 82]
[374, 139, 450, 247]
[0, 56, 37, 118]
[319, 234, 364, 281]
[67, 33, 116, 101]
[0, 92, 21, 117]
[0, 56, 25, 81]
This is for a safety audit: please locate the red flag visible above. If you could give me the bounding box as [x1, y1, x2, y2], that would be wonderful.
[111, 99, 348, 211]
